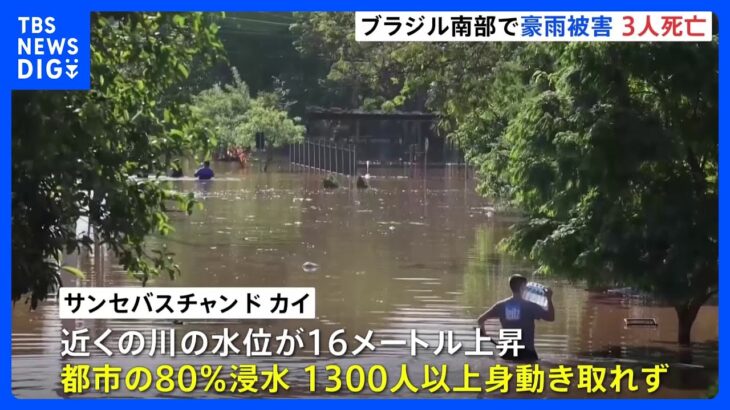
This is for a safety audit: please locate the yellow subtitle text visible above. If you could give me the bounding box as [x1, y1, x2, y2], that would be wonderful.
[60, 363, 670, 395]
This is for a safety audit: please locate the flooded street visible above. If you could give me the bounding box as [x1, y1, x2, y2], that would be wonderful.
[12, 163, 718, 398]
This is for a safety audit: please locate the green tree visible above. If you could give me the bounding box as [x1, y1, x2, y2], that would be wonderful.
[12, 12, 224, 308]
[190, 67, 253, 152]
[389, 41, 718, 345]
[496, 43, 717, 345]
[291, 12, 419, 110]
[191, 67, 305, 170]
[292, 15, 718, 344]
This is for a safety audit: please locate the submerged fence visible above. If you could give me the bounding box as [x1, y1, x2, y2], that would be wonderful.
[289, 140, 357, 176]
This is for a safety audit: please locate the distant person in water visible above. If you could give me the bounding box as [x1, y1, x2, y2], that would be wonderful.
[476, 274, 554, 362]
[194, 160, 215, 180]
[170, 159, 184, 178]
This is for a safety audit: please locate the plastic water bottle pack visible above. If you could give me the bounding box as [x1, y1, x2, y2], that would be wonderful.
[522, 282, 549, 310]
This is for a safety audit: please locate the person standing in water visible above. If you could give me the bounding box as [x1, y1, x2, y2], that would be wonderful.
[476, 274, 555, 361]
[194, 160, 215, 180]
[170, 159, 184, 178]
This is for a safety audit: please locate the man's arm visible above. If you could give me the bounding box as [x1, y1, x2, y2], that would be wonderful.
[542, 288, 555, 322]
[476, 302, 501, 335]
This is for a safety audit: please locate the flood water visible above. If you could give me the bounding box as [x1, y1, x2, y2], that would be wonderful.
[12, 162, 718, 398]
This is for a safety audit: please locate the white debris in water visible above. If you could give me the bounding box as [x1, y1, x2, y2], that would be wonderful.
[302, 262, 320, 272]
[389, 225, 396, 231]
[210, 246, 217, 250]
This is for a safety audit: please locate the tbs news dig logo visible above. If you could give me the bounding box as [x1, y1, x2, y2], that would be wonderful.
[17, 17, 79, 80]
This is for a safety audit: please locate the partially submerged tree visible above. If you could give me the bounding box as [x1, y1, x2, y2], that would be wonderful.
[12, 12, 223, 308]
[191, 67, 305, 170]
[190, 67, 253, 154]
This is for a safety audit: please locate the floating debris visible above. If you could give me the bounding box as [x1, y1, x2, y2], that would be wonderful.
[606, 287, 633, 295]
[625, 318, 658, 327]
[323, 175, 339, 189]
[604, 287, 651, 299]
[302, 262, 320, 272]
[357, 176, 369, 189]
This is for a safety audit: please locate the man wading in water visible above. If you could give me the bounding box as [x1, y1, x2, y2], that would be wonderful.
[194, 160, 215, 180]
[476, 274, 555, 361]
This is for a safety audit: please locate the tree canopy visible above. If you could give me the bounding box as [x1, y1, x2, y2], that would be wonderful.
[418, 42, 717, 344]
[12, 12, 223, 307]
[190, 67, 305, 152]
[494, 43, 717, 345]
[291, 12, 718, 344]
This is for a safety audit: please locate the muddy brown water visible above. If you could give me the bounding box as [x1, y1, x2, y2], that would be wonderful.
[12, 163, 718, 398]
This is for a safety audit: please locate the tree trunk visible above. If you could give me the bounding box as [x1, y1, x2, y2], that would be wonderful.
[675, 302, 702, 346]
[263, 143, 274, 173]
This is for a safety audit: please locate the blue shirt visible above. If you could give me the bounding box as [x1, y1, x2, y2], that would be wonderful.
[194, 166, 214, 180]
[492, 297, 549, 351]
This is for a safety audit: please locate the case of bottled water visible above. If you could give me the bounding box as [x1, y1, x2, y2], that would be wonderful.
[522, 282, 549, 310]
